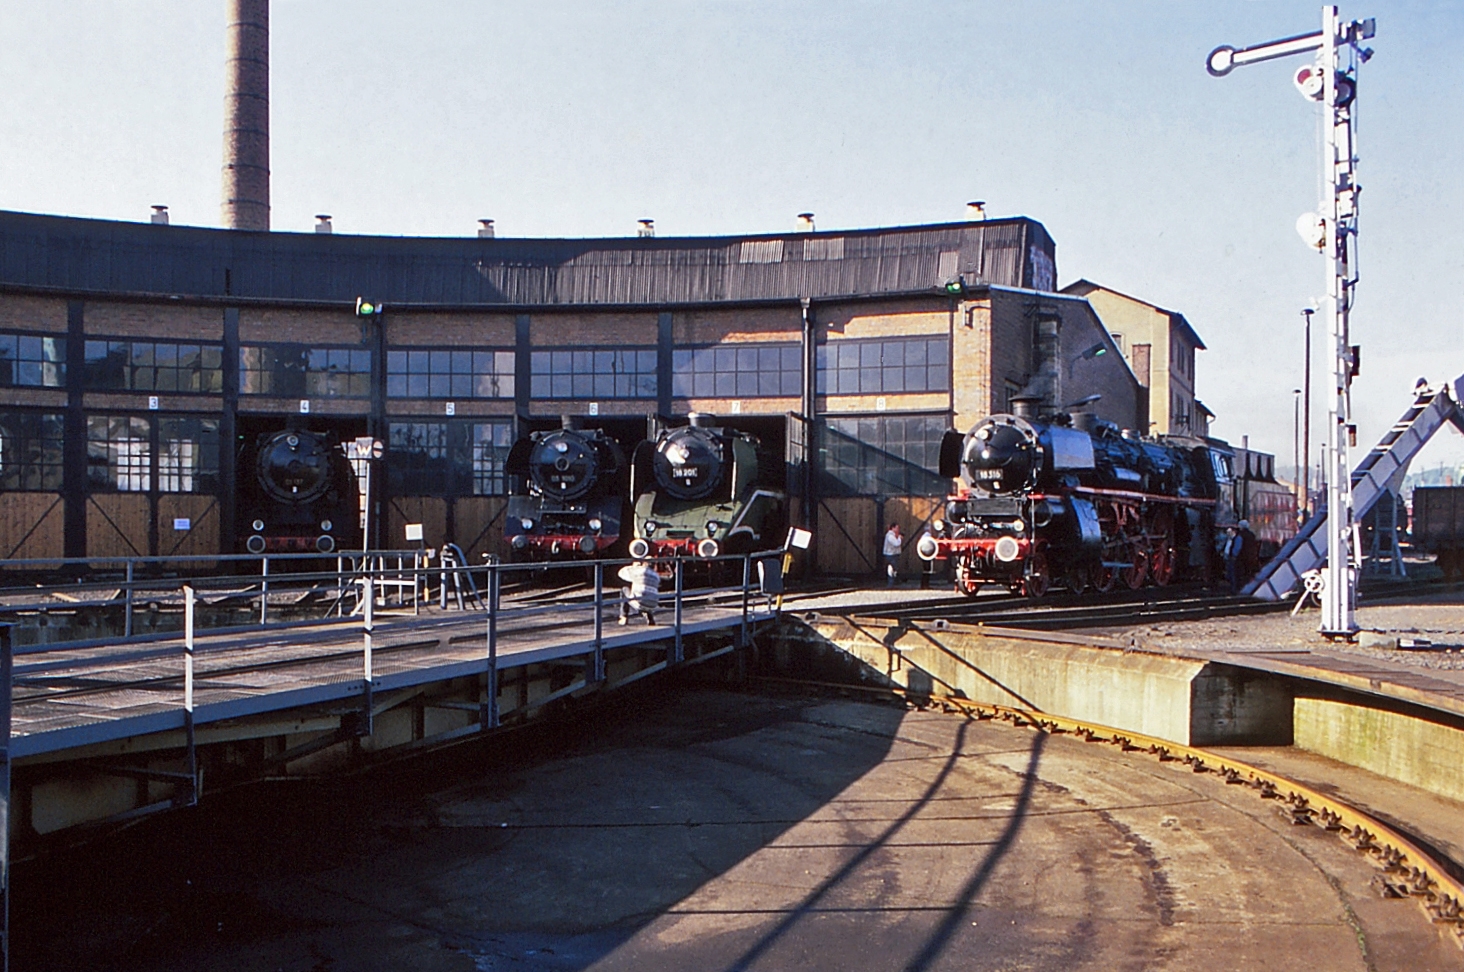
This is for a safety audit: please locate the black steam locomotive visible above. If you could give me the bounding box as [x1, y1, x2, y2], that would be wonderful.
[503, 420, 626, 560]
[241, 429, 361, 555]
[920, 411, 1222, 597]
[628, 415, 783, 560]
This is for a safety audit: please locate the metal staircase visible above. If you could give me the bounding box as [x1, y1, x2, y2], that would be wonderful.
[1246, 375, 1464, 601]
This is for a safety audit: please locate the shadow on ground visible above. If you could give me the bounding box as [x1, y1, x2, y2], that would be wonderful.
[12, 679, 926, 971]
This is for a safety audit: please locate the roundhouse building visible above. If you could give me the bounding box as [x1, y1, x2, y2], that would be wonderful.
[0, 209, 1143, 575]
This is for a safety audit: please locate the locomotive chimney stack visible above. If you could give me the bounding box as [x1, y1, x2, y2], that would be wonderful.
[221, 0, 270, 231]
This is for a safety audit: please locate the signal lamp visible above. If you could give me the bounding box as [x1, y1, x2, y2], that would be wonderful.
[355, 297, 384, 317]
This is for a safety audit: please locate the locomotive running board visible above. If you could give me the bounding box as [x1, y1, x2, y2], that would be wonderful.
[1245, 374, 1464, 601]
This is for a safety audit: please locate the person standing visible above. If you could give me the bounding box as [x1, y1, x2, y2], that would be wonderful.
[617, 559, 661, 626]
[1223, 524, 1242, 594]
[1237, 519, 1260, 588]
[882, 522, 903, 588]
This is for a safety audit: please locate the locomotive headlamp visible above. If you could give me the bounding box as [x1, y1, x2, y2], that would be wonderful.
[932, 518, 946, 533]
[628, 538, 650, 559]
[520, 517, 534, 531]
[644, 520, 658, 535]
[668, 443, 690, 465]
[916, 534, 940, 560]
[252, 518, 265, 532]
[554, 441, 569, 453]
[697, 538, 720, 559]
[577, 535, 597, 554]
[1012, 518, 1025, 532]
[994, 536, 1021, 562]
[321, 519, 333, 532]
[705, 521, 720, 536]
[587, 517, 603, 532]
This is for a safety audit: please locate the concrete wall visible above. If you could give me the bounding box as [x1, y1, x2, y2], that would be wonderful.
[1295, 695, 1464, 804]
[810, 619, 1209, 744]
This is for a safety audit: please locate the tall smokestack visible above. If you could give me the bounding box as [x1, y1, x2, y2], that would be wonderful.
[221, 0, 270, 231]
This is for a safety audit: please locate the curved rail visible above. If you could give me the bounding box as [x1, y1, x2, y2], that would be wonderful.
[930, 688, 1464, 944]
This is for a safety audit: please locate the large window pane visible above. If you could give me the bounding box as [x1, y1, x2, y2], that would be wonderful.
[0, 411, 64, 491]
[670, 342, 800, 400]
[818, 337, 950, 396]
[818, 414, 949, 497]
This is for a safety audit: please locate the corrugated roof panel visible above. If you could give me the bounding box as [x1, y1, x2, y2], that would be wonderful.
[0, 210, 1055, 305]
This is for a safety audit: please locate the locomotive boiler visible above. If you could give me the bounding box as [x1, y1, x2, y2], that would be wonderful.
[503, 420, 626, 560]
[920, 411, 1221, 598]
[628, 414, 783, 561]
[241, 429, 361, 555]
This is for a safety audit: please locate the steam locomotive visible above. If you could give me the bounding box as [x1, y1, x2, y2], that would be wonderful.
[628, 415, 783, 561]
[919, 410, 1222, 597]
[503, 420, 626, 560]
[241, 429, 362, 555]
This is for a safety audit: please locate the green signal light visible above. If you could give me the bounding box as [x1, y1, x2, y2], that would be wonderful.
[355, 297, 383, 317]
[944, 279, 965, 295]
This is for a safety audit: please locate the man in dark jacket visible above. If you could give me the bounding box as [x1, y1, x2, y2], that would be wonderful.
[1237, 520, 1261, 588]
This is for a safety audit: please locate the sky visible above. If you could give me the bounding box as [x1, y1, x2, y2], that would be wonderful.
[1, 0, 1462, 478]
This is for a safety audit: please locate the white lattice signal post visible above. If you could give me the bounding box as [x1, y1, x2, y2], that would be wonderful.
[1207, 7, 1375, 639]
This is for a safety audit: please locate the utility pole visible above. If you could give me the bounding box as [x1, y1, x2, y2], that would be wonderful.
[1208, 7, 1375, 639]
[1301, 307, 1314, 519]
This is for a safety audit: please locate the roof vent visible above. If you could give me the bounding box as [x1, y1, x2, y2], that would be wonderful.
[314, 214, 333, 235]
[796, 212, 815, 233]
[637, 218, 655, 238]
[478, 219, 495, 239]
[150, 205, 170, 225]
[966, 200, 986, 221]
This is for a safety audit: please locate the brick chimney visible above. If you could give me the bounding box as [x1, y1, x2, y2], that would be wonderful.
[221, 0, 270, 230]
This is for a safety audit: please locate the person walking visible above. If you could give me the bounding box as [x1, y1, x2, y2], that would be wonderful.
[882, 522, 903, 588]
[617, 559, 661, 625]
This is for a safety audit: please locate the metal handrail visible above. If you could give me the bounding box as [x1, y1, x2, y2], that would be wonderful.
[5, 550, 786, 663]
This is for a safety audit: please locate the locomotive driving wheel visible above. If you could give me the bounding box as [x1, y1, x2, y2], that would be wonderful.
[1065, 566, 1089, 596]
[1023, 549, 1050, 600]
[1122, 537, 1149, 590]
[954, 559, 983, 597]
[1090, 560, 1117, 594]
[1145, 508, 1177, 587]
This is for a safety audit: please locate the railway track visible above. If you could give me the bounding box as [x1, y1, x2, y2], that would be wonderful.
[817, 587, 1287, 631]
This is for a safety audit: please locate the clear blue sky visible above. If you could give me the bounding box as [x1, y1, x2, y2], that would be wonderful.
[2, 1, 1461, 476]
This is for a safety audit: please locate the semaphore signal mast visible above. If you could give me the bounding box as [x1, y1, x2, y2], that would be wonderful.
[1207, 6, 1375, 638]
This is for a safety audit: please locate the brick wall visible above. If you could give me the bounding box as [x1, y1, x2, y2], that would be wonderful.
[84, 302, 224, 340]
[240, 308, 365, 345]
[0, 295, 67, 333]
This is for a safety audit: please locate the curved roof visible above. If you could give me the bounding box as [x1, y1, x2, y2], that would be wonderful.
[0, 210, 1054, 307]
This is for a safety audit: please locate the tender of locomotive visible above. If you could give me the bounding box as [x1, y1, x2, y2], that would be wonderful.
[503, 420, 626, 560]
[241, 429, 361, 555]
[628, 415, 783, 561]
[920, 410, 1222, 597]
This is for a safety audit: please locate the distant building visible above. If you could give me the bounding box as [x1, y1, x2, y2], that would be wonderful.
[1059, 280, 1207, 436]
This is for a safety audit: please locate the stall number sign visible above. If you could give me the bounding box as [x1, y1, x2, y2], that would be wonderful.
[172, 518, 191, 531]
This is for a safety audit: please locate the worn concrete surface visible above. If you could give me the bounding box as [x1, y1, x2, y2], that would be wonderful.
[15, 686, 1459, 971]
